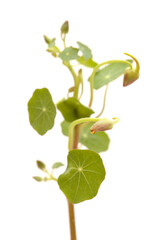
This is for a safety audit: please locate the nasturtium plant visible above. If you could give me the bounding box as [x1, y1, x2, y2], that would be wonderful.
[27, 21, 140, 240]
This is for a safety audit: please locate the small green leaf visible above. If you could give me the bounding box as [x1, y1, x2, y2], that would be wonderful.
[52, 162, 64, 169]
[77, 56, 98, 68]
[28, 88, 56, 135]
[57, 97, 94, 122]
[33, 176, 43, 182]
[44, 35, 56, 48]
[77, 41, 92, 61]
[61, 121, 110, 153]
[36, 160, 46, 171]
[47, 46, 60, 57]
[93, 62, 130, 89]
[59, 47, 79, 61]
[58, 149, 106, 203]
[126, 59, 133, 64]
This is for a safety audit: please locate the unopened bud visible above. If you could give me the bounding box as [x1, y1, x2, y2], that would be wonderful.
[90, 118, 119, 134]
[123, 69, 139, 87]
[61, 21, 69, 34]
[123, 53, 140, 87]
[36, 160, 46, 171]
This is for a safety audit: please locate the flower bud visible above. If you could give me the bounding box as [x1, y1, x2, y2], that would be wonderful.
[61, 21, 69, 34]
[123, 69, 139, 87]
[36, 160, 46, 171]
[90, 118, 119, 134]
[123, 53, 140, 87]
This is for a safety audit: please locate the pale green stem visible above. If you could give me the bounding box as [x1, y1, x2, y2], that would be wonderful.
[74, 69, 82, 100]
[44, 169, 58, 181]
[96, 84, 109, 118]
[63, 61, 79, 98]
[78, 69, 84, 100]
[61, 33, 67, 48]
[88, 60, 133, 108]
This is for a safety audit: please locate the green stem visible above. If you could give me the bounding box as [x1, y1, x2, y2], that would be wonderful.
[88, 60, 133, 108]
[63, 61, 79, 98]
[124, 52, 140, 72]
[67, 199, 77, 240]
[61, 33, 67, 48]
[78, 69, 84, 100]
[96, 84, 109, 118]
[45, 169, 58, 181]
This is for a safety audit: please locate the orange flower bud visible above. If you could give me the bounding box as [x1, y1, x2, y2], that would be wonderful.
[90, 118, 119, 134]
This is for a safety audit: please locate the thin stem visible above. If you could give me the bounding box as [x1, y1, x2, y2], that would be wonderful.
[67, 199, 77, 240]
[63, 61, 79, 98]
[96, 84, 109, 118]
[88, 59, 133, 108]
[78, 69, 84, 100]
[61, 33, 67, 48]
[45, 169, 58, 181]
[124, 52, 140, 72]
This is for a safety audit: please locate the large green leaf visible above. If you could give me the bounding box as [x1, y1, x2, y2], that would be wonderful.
[77, 56, 98, 68]
[93, 62, 130, 89]
[77, 41, 92, 61]
[57, 97, 94, 122]
[61, 121, 110, 153]
[28, 88, 56, 135]
[59, 47, 79, 61]
[58, 149, 106, 203]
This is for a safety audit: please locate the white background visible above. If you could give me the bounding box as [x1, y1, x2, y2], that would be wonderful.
[0, 0, 167, 239]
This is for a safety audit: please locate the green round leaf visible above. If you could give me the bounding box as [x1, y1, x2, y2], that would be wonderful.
[93, 62, 130, 89]
[57, 97, 94, 122]
[59, 47, 79, 61]
[28, 88, 56, 135]
[80, 123, 110, 152]
[58, 149, 106, 203]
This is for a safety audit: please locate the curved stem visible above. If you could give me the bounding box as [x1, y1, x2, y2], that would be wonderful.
[63, 61, 79, 98]
[96, 84, 109, 118]
[124, 52, 140, 72]
[88, 60, 133, 108]
[68, 118, 102, 151]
